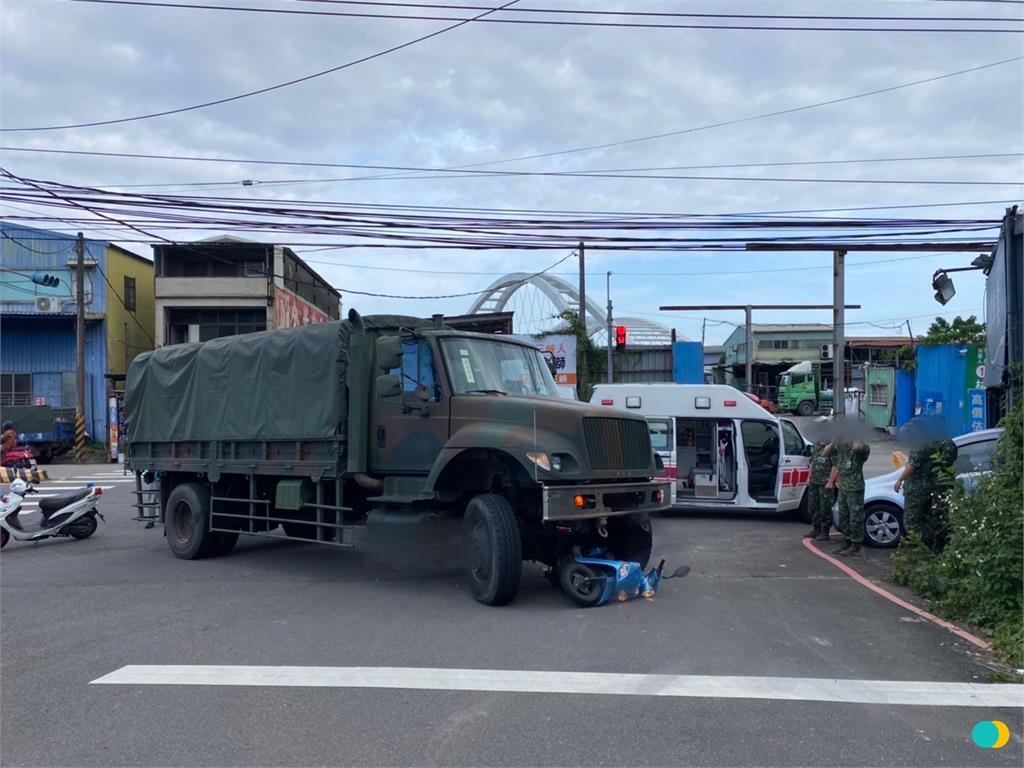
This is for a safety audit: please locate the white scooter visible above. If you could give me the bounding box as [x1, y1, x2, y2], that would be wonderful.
[0, 478, 104, 549]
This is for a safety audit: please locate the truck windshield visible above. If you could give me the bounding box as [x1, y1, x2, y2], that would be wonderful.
[441, 338, 560, 398]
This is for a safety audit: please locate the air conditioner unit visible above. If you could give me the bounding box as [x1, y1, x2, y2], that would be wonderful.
[35, 297, 61, 313]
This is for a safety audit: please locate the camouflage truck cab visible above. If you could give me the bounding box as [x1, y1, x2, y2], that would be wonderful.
[126, 310, 669, 606]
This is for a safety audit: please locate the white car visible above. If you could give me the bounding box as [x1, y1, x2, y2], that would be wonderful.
[835, 427, 1005, 548]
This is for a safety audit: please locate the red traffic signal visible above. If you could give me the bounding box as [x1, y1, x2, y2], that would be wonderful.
[615, 325, 627, 351]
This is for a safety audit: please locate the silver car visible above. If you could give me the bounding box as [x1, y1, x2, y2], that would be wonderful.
[834, 427, 1005, 548]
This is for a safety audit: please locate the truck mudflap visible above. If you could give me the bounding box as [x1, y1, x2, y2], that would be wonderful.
[542, 480, 671, 522]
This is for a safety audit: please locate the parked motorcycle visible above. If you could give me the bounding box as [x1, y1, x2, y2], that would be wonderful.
[0, 478, 104, 549]
[1, 447, 37, 471]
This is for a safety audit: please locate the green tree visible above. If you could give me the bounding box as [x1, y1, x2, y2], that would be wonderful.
[920, 315, 986, 345]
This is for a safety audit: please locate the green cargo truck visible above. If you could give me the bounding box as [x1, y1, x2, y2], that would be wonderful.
[125, 311, 669, 606]
[776, 361, 834, 416]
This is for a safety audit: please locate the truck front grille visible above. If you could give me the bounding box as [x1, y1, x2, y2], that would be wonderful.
[582, 417, 651, 471]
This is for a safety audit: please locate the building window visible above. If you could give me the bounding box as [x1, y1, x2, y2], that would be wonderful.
[757, 340, 790, 350]
[0, 373, 32, 407]
[165, 307, 267, 345]
[123, 276, 136, 312]
[869, 383, 889, 406]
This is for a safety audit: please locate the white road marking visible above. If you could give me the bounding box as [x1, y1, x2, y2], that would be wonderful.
[90, 666, 1024, 708]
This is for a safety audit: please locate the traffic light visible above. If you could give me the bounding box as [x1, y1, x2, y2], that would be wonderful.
[31, 272, 60, 288]
[615, 325, 627, 351]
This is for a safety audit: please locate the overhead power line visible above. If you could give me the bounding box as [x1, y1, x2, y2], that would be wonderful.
[377, 56, 1024, 175]
[2, 0, 520, 132]
[3, 146, 1019, 191]
[68, 0, 1024, 31]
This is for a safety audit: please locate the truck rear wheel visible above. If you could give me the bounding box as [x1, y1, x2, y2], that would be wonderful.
[165, 482, 227, 560]
[462, 493, 522, 606]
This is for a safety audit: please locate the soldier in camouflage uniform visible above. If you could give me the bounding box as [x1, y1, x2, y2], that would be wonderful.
[895, 431, 957, 549]
[802, 439, 834, 541]
[827, 440, 871, 557]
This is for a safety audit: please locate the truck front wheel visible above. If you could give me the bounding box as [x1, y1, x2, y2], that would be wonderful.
[462, 493, 522, 606]
[797, 400, 815, 417]
[165, 482, 227, 560]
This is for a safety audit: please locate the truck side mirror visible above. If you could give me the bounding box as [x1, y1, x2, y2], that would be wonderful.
[803, 443, 813, 457]
[376, 337, 402, 371]
[376, 374, 402, 398]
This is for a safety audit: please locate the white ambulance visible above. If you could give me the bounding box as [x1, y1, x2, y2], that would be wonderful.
[590, 384, 812, 514]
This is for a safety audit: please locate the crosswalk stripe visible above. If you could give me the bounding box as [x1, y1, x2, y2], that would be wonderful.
[90, 666, 1024, 708]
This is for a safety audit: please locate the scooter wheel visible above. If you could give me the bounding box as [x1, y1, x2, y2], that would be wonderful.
[1, 528, 8, 549]
[559, 561, 606, 607]
[66, 514, 97, 540]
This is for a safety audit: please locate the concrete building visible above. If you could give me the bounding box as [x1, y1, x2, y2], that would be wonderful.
[0, 222, 154, 444]
[722, 323, 834, 393]
[152, 238, 341, 346]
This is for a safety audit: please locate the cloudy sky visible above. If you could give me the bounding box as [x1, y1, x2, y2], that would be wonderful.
[1, 0, 1021, 344]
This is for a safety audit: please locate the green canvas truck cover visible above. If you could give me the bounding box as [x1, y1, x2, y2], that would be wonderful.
[125, 315, 424, 443]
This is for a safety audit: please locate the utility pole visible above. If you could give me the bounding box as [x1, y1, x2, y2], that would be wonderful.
[605, 270, 613, 383]
[833, 249, 846, 418]
[75, 232, 86, 464]
[660, 304, 861, 400]
[744, 305, 753, 394]
[701, 317, 707, 348]
[577, 241, 587, 398]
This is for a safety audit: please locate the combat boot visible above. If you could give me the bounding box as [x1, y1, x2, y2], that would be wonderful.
[832, 540, 852, 556]
[814, 526, 831, 541]
[803, 527, 820, 539]
[844, 543, 863, 557]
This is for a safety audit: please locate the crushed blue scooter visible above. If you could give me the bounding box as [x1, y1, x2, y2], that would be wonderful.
[557, 548, 690, 607]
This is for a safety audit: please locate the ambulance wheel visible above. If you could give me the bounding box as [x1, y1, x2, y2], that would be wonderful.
[462, 493, 522, 606]
[1, 528, 8, 549]
[559, 562, 606, 607]
[797, 400, 815, 417]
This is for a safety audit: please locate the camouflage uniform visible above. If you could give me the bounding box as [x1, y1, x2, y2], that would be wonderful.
[806, 441, 833, 531]
[834, 442, 870, 544]
[903, 437, 958, 548]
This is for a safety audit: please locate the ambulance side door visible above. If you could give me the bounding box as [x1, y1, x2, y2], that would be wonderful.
[777, 418, 811, 510]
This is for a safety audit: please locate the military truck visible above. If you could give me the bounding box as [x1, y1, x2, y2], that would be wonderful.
[125, 311, 669, 606]
[776, 361, 834, 416]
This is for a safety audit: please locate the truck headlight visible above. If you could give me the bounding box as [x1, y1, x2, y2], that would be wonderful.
[526, 452, 551, 471]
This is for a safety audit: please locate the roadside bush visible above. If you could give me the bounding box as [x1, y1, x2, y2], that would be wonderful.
[892, 400, 1023, 668]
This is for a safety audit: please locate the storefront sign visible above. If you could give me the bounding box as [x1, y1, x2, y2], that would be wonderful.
[512, 334, 577, 385]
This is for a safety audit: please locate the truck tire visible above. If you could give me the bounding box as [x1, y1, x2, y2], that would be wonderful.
[164, 482, 223, 560]
[462, 493, 522, 606]
[797, 400, 815, 417]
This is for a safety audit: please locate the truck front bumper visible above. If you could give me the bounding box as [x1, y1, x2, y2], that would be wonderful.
[542, 480, 671, 522]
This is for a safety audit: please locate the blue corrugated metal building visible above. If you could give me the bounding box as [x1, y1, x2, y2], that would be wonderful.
[1, 223, 111, 440]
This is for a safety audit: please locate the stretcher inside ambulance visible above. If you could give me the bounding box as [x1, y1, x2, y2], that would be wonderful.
[591, 384, 812, 513]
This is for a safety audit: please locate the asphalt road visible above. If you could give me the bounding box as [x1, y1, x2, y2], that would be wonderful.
[2, 465, 1021, 767]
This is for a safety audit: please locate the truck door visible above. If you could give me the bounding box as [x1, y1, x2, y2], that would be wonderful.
[777, 418, 811, 511]
[647, 417, 675, 505]
[370, 339, 450, 474]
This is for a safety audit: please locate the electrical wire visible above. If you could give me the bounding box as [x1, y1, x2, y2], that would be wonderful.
[1, 229, 77, 257]
[68, 0, 1024, 32]
[393, 56, 1024, 174]
[4, 147, 1018, 191]
[1, 0, 520, 132]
